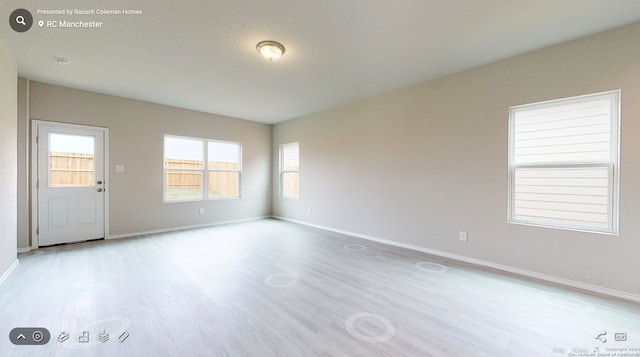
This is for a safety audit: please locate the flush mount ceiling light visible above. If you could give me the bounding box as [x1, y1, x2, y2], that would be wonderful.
[256, 40, 285, 61]
[55, 57, 72, 66]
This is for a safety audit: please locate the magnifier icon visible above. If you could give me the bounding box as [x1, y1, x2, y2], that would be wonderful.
[9, 9, 32, 32]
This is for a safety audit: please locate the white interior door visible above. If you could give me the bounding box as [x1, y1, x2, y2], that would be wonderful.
[36, 123, 106, 246]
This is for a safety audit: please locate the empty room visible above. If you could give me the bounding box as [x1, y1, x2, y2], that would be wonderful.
[1, 1, 640, 356]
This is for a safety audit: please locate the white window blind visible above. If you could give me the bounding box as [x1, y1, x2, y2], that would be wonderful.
[282, 143, 299, 171]
[508, 91, 620, 234]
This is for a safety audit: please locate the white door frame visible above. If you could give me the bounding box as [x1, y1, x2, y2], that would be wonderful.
[31, 120, 110, 248]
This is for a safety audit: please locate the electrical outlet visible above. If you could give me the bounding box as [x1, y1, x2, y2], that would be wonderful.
[199, 208, 204, 214]
[459, 232, 468, 242]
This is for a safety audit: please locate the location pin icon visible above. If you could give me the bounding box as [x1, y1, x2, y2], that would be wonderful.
[38, 20, 44, 27]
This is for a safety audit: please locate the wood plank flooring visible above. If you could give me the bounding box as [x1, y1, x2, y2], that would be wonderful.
[1, 219, 639, 356]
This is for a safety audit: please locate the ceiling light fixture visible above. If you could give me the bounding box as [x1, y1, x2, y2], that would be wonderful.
[256, 41, 285, 61]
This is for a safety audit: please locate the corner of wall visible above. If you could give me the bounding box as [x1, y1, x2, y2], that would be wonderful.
[17, 77, 31, 251]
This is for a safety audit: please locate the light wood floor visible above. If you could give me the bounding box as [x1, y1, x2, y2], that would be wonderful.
[1, 219, 639, 356]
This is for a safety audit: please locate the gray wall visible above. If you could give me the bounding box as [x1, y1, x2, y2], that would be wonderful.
[273, 22, 640, 296]
[0, 38, 18, 277]
[24, 82, 271, 244]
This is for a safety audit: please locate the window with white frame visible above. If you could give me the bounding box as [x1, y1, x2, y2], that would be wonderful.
[508, 90, 620, 234]
[164, 135, 241, 202]
[280, 142, 299, 198]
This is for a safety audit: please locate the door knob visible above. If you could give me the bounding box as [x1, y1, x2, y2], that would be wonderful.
[97, 188, 103, 192]
[97, 180, 103, 185]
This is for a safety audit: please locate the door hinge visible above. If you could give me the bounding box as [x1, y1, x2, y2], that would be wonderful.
[36, 226, 39, 235]
[36, 180, 39, 189]
[36, 136, 38, 144]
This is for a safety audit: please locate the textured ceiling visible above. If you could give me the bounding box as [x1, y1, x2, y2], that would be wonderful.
[2, 1, 640, 124]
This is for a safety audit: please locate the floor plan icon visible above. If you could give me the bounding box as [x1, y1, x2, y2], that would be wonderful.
[78, 331, 89, 343]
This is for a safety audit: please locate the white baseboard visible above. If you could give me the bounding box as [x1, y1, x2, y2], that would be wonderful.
[108, 216, 271, 240]
[0, 259, 19, 287]
[17, 247, 31, 253]
[273, 216, 640, 303]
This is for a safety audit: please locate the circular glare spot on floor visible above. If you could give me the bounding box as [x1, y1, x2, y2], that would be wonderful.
[345, 312, 396, 343]
[265, 273, 298, 287]
[415, 261, 448, 273]
[538, 292, 595, 313]
[344, 244, 367, 251]
[358, 250, 382, 259]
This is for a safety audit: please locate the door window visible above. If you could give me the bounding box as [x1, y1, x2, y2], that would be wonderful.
[48, 133, 95, 187]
